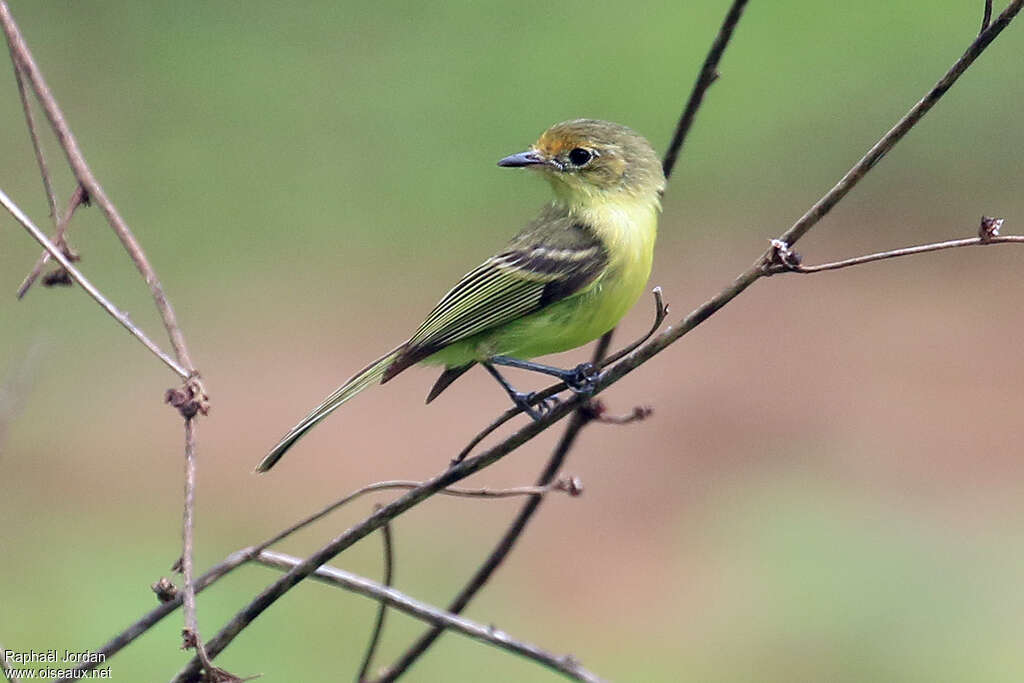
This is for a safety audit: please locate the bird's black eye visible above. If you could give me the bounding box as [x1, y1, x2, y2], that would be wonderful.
[568, 147, 593, 167]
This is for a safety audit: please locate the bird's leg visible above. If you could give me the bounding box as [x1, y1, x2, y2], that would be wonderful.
[483, 363, 560, 421]
[488, 355, 599, 395]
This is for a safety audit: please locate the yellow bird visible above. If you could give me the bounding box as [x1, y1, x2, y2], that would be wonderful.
[257, 119, 665, 472]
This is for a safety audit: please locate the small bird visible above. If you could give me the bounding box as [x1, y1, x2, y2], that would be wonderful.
[257, 119, 665, 472]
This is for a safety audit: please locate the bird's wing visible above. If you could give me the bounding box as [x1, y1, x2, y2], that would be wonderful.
[382, 222, 607, 380]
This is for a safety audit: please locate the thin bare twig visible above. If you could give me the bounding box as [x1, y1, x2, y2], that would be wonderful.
[16, 184, 87, 299]
[600, 287, 669, 367]
[54, 549, 253, 683]
[179, 419, 221, 680]
[7, 41, 56, 223]
[356, 513, 394, 683]
[81, 2, 1024, 678]
[775, 0, 1024, 251]
[661, 0, 750, 179]
[766, 232, 1024, 275]
[0, 187, 190, 378]
[255, 551, 605, 683]
[53, 476, 580, 681]
[982, 0, 994, 33]
[259, 479, 577, 553]
[0, 1, 196, 374]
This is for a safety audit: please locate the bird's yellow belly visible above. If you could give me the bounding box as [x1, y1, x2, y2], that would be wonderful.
[426, 200, 658, 366]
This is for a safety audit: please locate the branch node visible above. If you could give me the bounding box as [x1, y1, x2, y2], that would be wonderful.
[152, 577, 179, 603]
[554, 476, 584, 497]
[166, 375, 209, 419]
[979, 215, 1004, 242]
[762, 238, 802, 274]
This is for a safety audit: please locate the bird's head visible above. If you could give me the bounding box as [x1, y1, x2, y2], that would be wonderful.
[497, 119, 665, 206]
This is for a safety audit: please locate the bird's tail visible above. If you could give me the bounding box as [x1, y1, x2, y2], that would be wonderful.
[255, 346, 403, 473]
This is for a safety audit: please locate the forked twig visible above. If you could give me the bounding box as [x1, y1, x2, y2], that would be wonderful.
[0, 1, 196, 374]
[54, 477, 580, 681]
[765, 226, 1024, 275]
[16, 184, 88, 299]
[0, 188, 189, 378]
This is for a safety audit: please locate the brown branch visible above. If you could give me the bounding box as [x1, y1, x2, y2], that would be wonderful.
[661, 0, 749, 179]
[775, 0, 1023, 251]
[258, 479, 578, 553]
[7, 40, 56, 223]
[371, 334, 613, 682]
[178, 419, 225, 681]
[982, 0, 994, 33]
[64, 2, 1024, 679]
[16, 184, 87, 299]
[255, 551, 606, 683]
[53, 476, 580, 681]
[0, 188, 190, 378]
[452, 287, 666, 465]
[0, 1, 196, 375]
[54, 549, 253, 683]
[356, 513, 394, 683]
[766, 230, 1024, 275]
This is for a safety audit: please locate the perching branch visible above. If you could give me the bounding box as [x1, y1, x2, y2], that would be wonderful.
[372, 335, 614, 682]
[451, 288, 666, 465]
[173, 4, 1024, 678]
[255, 551, 606, 683]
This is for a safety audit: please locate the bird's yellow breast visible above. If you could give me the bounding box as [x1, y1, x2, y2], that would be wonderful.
[480, 197, 658, 359]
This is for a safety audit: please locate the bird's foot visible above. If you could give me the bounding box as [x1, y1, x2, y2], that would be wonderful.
[513, 391, 560, 421]
[563, 362, 599, 395]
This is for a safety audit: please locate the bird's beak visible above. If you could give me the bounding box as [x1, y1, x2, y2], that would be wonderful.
[497, 149, 551, 168]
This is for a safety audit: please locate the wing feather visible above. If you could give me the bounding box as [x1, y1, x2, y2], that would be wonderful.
[383, 219, 609, 380]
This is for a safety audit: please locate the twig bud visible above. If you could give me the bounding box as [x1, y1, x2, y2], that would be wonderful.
[151, 577, 179, 603]
[979, 215, 1004, 242]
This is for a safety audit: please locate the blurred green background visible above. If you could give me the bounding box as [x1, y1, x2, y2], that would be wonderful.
[2, 1, 1024, 681]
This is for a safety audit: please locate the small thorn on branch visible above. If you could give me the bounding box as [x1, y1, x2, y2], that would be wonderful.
[979, 215, 1003, 242]
[152, 577, 179, 603]
[165, 375, 209, 419]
